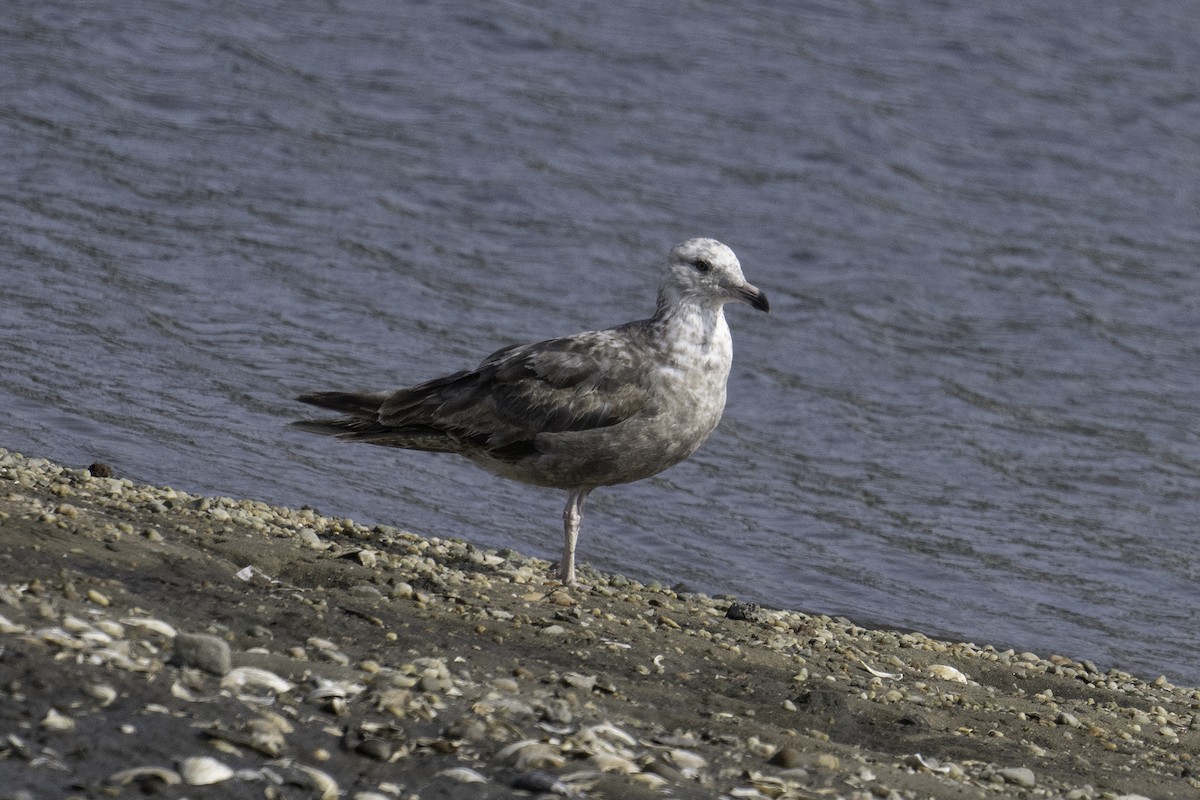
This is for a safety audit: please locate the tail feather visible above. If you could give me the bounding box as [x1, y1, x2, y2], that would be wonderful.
[289, 417, 467, 453]
[296, 391, 388, 417]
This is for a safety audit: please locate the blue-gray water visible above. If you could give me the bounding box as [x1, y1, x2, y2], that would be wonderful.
[3, 2, 1199, 682]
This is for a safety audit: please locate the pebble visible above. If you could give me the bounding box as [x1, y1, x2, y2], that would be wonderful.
[769, 746, 805, 769]
[173, 632, 232, 676]
[511, 771, 569, 794]
[997, 766, 1036, 788]
[40, 708, 75, 732]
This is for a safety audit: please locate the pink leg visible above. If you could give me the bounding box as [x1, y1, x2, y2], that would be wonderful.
[559, 488, 591, 586]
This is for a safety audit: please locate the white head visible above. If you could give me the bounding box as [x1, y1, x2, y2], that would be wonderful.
[657, 238, 770, 315]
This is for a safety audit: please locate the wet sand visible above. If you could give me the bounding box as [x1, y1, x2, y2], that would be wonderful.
[0, 447, 1196, 799]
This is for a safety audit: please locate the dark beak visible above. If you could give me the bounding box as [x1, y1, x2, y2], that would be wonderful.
[738, 281, 770, 313]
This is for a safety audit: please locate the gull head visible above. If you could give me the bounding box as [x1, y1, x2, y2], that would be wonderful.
[659, 238, 770, 314]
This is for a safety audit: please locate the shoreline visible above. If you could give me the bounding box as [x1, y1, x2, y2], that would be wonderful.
[0, 447, 1196, 799]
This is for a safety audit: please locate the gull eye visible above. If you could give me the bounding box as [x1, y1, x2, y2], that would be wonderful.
[691, 259, 713, 274]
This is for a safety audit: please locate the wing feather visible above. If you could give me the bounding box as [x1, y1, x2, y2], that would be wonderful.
[378, 327, 654, 453]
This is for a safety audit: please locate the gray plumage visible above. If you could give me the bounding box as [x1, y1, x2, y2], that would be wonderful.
[293, 238, 770, 585]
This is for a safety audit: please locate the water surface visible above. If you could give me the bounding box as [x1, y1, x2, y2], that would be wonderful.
[3, 1, 1199, 681]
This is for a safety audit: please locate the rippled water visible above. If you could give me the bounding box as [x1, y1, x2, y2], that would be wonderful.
[3, 1, 1199, 682]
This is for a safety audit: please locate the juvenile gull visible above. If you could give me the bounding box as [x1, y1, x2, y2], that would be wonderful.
[293, 238, 769, 586]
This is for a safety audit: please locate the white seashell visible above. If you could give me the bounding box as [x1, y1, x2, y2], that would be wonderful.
[221, 667, 295, 695]
[909, 752, 952, 773]
[106, 766, 182, 786]
[86, 683, 119, 707]
[41, 708, 75, 732]
[667, 748, 708, 772]
[78, 628, 115, 646]
[171, 681, 201, 702]
[582, 722, 637, 748]
[290, 765, 339, 800]
[496, 739, 566, 770]
[631, 772, 669, 789]
[0, 614, 27, 635]
[927, 664, 969, 683]
[307, 678, 365, 702]
[62, 615, 94, 634]
[438, 767, 489, 783]
[179, 756, 234, 785]
[120, 617, 178, 638]
[37, 627, 80, 648]
[589, 753, 639, 774]
[96, 620, 126, 638]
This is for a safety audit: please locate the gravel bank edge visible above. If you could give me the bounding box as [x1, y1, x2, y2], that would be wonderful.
[0, 447, 1196, 800]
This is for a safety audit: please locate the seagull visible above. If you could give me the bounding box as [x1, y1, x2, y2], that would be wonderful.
[293, 238, 769, 586]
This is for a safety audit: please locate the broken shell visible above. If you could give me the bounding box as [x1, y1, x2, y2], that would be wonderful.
[106, 767, 182, 787]
[588, 752, 639, 774]
[439, 767, 488, 783]
[121, 617, 178, 638]
[667, 748, 708, 773]
[86, 683, 118, 707]
[907, 752, 952, 773]
[307, 678, 365, 702]
[860, 660, 902, 679]
[287, 764, 339, 800]
[40, 708, 76, 732]
[496, 740, 566, 770]
[927, 664, 968, 683]
[179, 756, 235, 785]
[580, 722, 637, 748]
[221, 666, 295, 695]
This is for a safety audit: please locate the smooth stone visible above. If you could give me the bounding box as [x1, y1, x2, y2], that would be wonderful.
[997, 767, 1036, 788]
[769, 746, 805, 769]
[173, 632, 232, 676]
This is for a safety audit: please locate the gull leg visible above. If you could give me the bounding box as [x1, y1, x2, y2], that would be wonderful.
[559, 488, 591, 586]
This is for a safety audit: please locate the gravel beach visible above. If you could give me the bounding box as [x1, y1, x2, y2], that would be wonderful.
[0, 447, 1196, 799]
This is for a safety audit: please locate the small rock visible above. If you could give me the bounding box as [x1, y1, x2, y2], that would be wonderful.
[511, 771, 569, 794]
[997, 767, 1036, 788]
[562, 672, 597, 691]
[87, 462, 113, 478]
[815, 753, 840, 770]
[173, 633, 232, 676]
[1057, 711, 1082, 728]
[726, 601, 763, 622]
[40, 708, 75, 732]
[770, 746, 804, 769]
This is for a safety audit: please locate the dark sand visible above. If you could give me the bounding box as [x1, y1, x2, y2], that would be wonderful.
[0, 448, 1196, 799]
